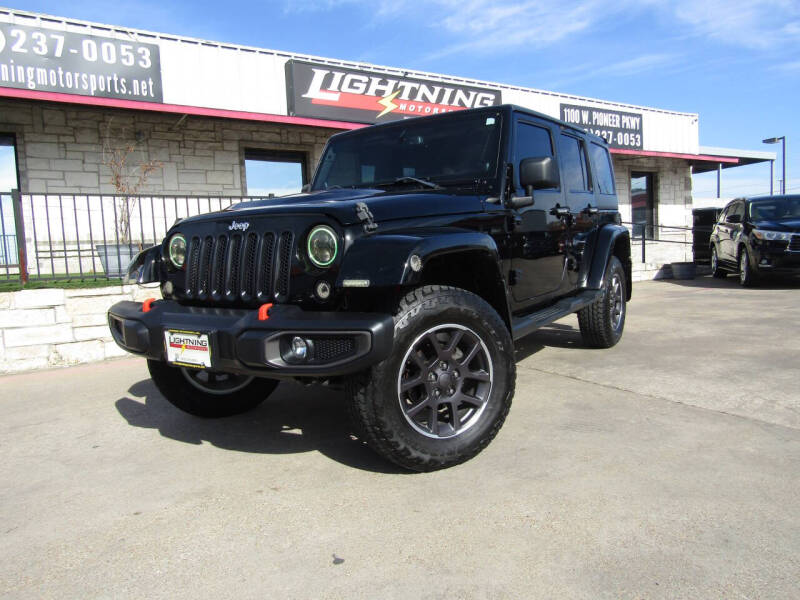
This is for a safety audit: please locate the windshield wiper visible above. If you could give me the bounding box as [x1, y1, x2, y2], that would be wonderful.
[376, 176, 442, 190]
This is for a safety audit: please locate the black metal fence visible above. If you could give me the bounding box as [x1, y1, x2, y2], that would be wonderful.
[624, 221, 716, 264]
[0, 191, 721, 284]
[0, 191, 272, 284]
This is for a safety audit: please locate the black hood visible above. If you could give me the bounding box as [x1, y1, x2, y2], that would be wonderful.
[176, 188, 485, 227]
[752, 219, 800, 233]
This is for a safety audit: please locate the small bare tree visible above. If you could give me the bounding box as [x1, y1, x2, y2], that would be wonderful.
[102, 120, 162, 245]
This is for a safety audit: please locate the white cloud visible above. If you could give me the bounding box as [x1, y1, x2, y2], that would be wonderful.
[423, 0, 626, 58]
[538, 53, 680, 89]
[770, 60, 800, 72]
[287, 0, 800, 58]
[663, 0, 800, 50]
[282, 0, 358, 14]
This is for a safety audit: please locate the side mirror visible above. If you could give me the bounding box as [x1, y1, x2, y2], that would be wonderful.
[727, 214, 741, 224]
[520, 156, 560, 196]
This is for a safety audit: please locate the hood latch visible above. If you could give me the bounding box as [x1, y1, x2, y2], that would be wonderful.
[355, 202, 378, 234]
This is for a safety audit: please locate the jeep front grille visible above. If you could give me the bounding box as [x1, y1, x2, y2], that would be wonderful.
[789, 234, 800, 252]
[184, 231, 294, 304]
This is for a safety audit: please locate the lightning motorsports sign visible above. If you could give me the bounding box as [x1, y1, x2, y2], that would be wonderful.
[286, 60, 501, 124]
[0, 22, 162, 102]
[560, 103, 643, 150]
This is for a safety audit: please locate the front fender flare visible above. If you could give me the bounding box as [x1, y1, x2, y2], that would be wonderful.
[336, 229, 502, 288]
[123, 245, 161, 284]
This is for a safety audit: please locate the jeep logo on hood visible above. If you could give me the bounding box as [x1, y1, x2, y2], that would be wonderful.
[228, 221, 250, 232]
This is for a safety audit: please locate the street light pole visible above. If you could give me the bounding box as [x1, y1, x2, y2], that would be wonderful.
[783, 137, 787, 194]
[770, 160, 774, 195]
[763, 136, 786, 194]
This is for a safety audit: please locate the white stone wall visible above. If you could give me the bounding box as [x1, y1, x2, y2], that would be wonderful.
[612, 155, 695, 274]
[0, 284, 160, 373]
[1, 98, 339, 196]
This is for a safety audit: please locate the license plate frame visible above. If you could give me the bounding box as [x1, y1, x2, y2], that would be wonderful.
[164, 329, 212, 369]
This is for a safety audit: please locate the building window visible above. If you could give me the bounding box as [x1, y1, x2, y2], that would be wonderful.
[0, 135, 19, 267]
[0, 135, 17, 193]
[631, 172, 656, 239]
[244, 149, 307, 197]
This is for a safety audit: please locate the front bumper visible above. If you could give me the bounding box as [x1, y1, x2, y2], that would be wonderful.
[108, 300, 394, 378]
[751, 245, 800, 275]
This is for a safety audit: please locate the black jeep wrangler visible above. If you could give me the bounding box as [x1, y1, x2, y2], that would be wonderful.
[109, 105, 631, 471]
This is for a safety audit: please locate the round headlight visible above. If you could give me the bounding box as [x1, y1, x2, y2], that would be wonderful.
[169, 234, 187, 268]
[307, 225, 338, 267]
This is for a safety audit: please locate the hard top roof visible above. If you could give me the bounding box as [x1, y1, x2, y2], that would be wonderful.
[330, 104, 607, 147]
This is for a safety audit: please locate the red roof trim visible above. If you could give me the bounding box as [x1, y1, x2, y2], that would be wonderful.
[610, 147, 739, 164]
[0, 87, 365, 131]
[0, 88, 744, 165]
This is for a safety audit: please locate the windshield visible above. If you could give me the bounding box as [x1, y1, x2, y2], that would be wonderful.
[749, 196, 800, 220]
[311, 111, 503, 191]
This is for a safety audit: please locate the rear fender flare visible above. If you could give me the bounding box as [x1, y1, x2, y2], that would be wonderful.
[582, 225, 631, 298]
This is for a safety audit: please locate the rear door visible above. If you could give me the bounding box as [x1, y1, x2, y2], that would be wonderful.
[558, 133, 594, 215]
[558, 133, 599, 288]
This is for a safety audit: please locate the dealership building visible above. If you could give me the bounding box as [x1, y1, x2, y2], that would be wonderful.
[0, 7, 775, 276]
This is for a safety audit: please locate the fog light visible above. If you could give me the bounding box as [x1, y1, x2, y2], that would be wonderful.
[291, 336, 308, 360]
[409, 254, 422, 272]
[315, 280, 331, 300]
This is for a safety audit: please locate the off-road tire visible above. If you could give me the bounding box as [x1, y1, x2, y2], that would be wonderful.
[346, 285, 515, 472]
[739, 247, 758, 287]
[710, 245, 726, 278]
[147, 359, 279, 418]
[578, 256, 626, 348]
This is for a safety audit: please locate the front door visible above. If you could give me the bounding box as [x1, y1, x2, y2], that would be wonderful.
[509, 117, 566, 308]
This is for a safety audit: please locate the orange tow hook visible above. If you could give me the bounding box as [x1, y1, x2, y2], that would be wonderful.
[257, 303, 273, 321]
[142, 298, 156, 313]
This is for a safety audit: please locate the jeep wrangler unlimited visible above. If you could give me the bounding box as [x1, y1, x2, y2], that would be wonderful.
[109, 104, 631, 471]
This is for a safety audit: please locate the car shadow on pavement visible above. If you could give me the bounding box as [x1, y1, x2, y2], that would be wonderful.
[658, 274, 800, 290]
[514, 322, 585, 362]
[115, 379, 409, 474]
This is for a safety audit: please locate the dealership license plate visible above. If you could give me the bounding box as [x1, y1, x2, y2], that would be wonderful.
[164, 330, 212, 369]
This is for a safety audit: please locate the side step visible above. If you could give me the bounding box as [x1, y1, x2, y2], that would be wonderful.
[511, 289, 602, 341]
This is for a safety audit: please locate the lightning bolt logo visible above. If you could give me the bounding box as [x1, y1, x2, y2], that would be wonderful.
[376, 90, 401, 118]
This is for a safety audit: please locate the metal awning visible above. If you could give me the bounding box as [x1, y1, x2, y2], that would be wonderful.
[610, 146, 775, 173]
[691, 146, 776, 173]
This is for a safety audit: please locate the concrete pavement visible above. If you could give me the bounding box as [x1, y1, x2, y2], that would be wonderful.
[1, 276, 798, 599]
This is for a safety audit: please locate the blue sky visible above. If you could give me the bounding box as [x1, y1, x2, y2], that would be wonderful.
[7, 0, 800, 199]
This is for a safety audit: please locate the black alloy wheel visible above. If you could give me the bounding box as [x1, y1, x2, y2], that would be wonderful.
[147, 359, 279, 418]
[397, 323, 493, 439]
[739, 247, 757, 287]
[181, 368, 255, 395]
[346, 285, 515, 472]
[578, 256, 627, 348]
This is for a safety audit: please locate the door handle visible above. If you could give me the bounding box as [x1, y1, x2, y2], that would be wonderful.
[582, 204, 599, 215]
